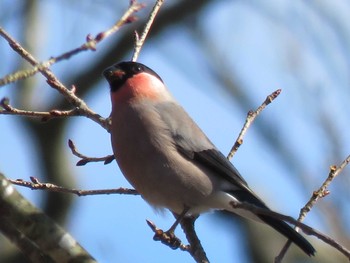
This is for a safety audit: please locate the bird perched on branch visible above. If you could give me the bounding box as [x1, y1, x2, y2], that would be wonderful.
[103, 61, 315, 256]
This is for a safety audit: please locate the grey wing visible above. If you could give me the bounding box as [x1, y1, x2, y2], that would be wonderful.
[155, 101, 254, 193]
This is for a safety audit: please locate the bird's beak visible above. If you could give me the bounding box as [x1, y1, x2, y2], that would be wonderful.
[103, 67, 125, 81]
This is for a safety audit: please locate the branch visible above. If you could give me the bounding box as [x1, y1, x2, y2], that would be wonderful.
[299, 154, 350, 220]
[146, 215, 209, 263]
[9, 177, 139, 197]
[180, 216, 209, 263]
[68, 139, 115, 166]
[132, 0, 165, 61]
[0, 1, 144, 86]
[227, 89, 282, 160]
[275, 154, 350, 262]
[0, 2, 145, 131]
[0, 97, 81, 121]
[146, 219, 190, 251]
[229, 201, 350, 260]
[0, 173, 97, 263]
[64, 0, 211, 113]
[0, 220, 55, 263]
[0, 27, 107, 130]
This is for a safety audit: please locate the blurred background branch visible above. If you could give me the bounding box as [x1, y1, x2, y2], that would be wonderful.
[0, 173, 97, 263]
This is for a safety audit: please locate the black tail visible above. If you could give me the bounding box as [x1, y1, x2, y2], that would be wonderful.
[258, 214, 315, 256]
[229, 190, 315, 256]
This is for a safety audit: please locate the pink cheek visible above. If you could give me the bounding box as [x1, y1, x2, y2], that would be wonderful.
[110, 85, 134, 105]
[110, 74, 161, 105]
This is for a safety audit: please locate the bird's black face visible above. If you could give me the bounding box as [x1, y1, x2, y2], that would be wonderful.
[103, 61, 163, 92]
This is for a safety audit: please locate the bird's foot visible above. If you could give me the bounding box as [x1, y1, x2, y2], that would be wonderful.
[154, 229, 181, 249]
[146, 219, 189, 250]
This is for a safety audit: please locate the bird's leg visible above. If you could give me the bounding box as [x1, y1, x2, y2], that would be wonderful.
[148, 206, 190, 249]
[168, 206, 190, 233]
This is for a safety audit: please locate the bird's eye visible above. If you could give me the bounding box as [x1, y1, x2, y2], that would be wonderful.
[134, 65, 142, 72]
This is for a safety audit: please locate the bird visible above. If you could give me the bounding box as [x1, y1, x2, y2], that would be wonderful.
[103, 61, 315, 256]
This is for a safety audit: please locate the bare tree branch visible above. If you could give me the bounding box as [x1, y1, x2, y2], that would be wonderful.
[180, 216, 209, 263]
[275, 154, 350, 262]
[146, 219, 190, 251]
[8, 177, 138, 197]
[0, 26, 109, 130]
[68, 139, 115, 166]
[0, 97, 81, 120]
[0, 1, 144, 86]
[132, 0, 164, 61]
[0, 173, 97, 263]
[227, 89, 282, 160]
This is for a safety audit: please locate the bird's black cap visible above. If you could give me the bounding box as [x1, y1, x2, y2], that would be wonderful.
[103, 61, 163, 92]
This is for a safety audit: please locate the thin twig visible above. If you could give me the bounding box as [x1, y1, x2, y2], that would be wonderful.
[9, 177, 139, 196]
[0, 2, 144, 130]
[0, 2, 144, 86]
[227, 89, 282, 160]
[0, 97, 80, 121]
[229, 201, 350, 260]
[68, 139, 115, 166]
[132, 0, 165, 61]
[275, 154, 350, 262]
[0, 28, 110, 130]
[299, 155, 350, 220]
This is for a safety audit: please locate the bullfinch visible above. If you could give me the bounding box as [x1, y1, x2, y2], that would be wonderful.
[103, 61, 315, 256]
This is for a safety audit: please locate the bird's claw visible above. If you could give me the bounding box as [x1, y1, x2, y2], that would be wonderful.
[153, 229, 181, 249]
[146, 219, 183, 250]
